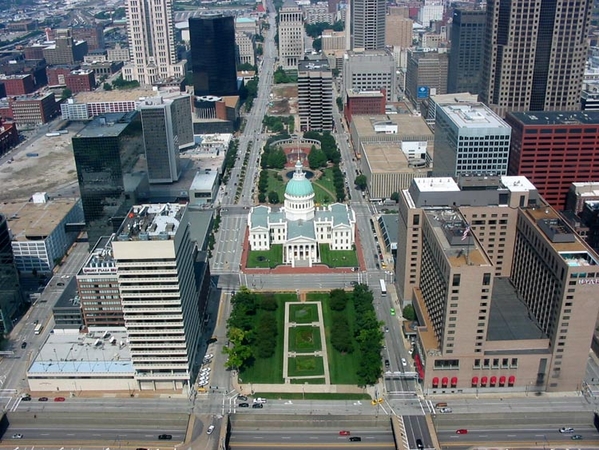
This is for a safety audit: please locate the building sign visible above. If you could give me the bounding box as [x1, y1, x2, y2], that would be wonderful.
[417, 86, 430, 99]
[578, 278, 599, 285]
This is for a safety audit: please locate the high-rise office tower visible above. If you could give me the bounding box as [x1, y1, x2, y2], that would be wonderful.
[343, 50, 397, 102]
[405, 49, 449, 108]
[138, 94, 193, 184]
[505, 110, 599, 210]
[432, 102, 511, 177]
[480, 0, 592, 116]
[122, 0, 187, 86]
[278, 1, 304, 69]
[447, 9, 486, 95]
[298, 60, 333, 131]
[112, 203, 201, 390]
[72, 112, 149, 246]
[349, 0, 386, 50]
[189, 14, 238, 97]
[397, 176, 599, 393]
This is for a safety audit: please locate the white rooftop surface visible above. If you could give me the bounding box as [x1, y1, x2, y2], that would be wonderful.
[29, 330, 133, 375]
[501, 176, 537, 193]
[439, 103, 509, 129]
[190, 170, 219, 191]
[572, 182, 599, 197]
[414, 177, 460, 192]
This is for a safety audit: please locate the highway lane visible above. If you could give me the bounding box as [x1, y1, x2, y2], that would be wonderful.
[403, 415, 433, 450]
[229, 429, 395, 449]
[14, 397, 191, 413]
[3, 427, 185, 443]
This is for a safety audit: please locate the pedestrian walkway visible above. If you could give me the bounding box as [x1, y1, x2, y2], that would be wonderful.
[282, 301, 331, 384]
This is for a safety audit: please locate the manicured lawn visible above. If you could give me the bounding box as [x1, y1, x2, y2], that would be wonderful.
[253, 392, 370, 400]
[290, 378, 326, 384]
[265, 169, 286, 203]
[287, 355, 325, 377]
[246, 245, 283, 268]
[311, 292, 362, 385]
[260, 167, 341, 206]
[319, 245, 359, 268]
[288, 326, 322, 353]
[239, 293, 296, 384]
[289, 303, 318, 324]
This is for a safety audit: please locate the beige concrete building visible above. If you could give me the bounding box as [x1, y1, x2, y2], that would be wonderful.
[112, 203, 202, 391]
[361, 142, 429, 200]
[385, 16, 413, 48]
[349, 114, 434, 160]
[278, 0, 304, 69]
[397, 175, 599, 394]
[321, 29, 346, 51]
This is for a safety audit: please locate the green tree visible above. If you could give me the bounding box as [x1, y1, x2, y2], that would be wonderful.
[329, 289, 348, 311]
[103, 82, 112, 91]
[312, 37, 322, 52]
[61, 88, 72, 100]
[223, 327, 252, 370]
[390, 192, 400, 203]
[402, 304, 416, 321]
[268, 191, 280, 204]
[266, 148, 287, 169]
[308, 148, 327, 169]
[336, 96, 343, 111]
[258, 192, 266, 203]
[355, 174, 368, 191]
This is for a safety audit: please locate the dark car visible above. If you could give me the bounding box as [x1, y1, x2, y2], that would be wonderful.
[349, 437, 362, 442]
[21, 396, 31, 401]
[158, 434, 172, 440]
[38, 397, 48, 401]
[384, 359, 390, 368]
[21, 342, 27, 349]
[238, 395, 248, 401]
[238, 403, 250, 407]
[57, 282, 65, 286]
[252, 403, 264, 408]
[416, 438, 424, 449]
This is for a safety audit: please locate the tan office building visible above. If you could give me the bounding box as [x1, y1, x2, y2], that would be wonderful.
[397, 176, 599, 393]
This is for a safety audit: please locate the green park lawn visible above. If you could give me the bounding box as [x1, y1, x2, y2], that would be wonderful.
[246, 245, 283, 268]
[287, 355, 325, 377]
[239, 292, 295, 384]
[288, 326, 322, 353]
[319, 245, 359, 268]
[309, 292, 361, 385]
[289, 303, 318, 324]
[261, 167, 341, 205]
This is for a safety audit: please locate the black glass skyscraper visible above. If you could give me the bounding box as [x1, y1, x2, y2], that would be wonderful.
[72, 111, 149, 245]
[189, 14, 238, 97]
[0, 213, 22, 334]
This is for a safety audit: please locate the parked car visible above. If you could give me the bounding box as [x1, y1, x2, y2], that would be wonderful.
[207, 425, 215, 435]
[238, 403, 250, 407]
[339, 431, 350, 436]
[384, 359, 390, 368]
[559, 427, 575, 433]
[238, 395, 248, 401]
[158, 434, 172, 440]
[38, 397, 48, 401]
[252, 403, 264, 408]
[253, 397, 267, 404]
[21, 396, 31, 401]
[54, 397, 65, 402]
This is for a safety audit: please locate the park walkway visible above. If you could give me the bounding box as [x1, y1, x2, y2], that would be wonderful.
[282, 301, 331, 385]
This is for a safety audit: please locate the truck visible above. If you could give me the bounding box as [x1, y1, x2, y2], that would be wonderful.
[34, 324, 42, 335]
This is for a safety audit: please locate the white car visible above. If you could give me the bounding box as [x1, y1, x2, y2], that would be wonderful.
[201, 367, 211, 372]
[207, 425, 215, 435]
[401, 358, 407, 366]
[12, 434, 23, 439]
[559, 427, 574, 433]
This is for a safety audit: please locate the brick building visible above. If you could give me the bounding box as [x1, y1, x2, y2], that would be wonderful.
[9, 92, 57, 126]
[0, 120, 18, 156]
[344, 88, 386, 122]
[0, 74, 36, 96]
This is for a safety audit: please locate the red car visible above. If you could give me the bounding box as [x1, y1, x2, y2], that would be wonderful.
[456, 429, 468, 435]
[54, 397, 65, 402]
[339, 431, 351, 436]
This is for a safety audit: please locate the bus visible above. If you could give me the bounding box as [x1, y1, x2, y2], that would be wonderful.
[379, 279, 387, 296]
[34, 324, 42, 335]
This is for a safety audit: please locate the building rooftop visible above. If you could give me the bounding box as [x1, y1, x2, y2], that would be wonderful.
[116, 203, 186, 241]
[500, 176, 537, 193]
[413, 177, 460, 193]
[0, 198, 79, 241]
[0, 73, 31, 80]
[352, 114, 433, 138]
[28, 328, 133, 376]
[487, 277, 547, 341]
[74, 111, 138, 139]
[362, 142, 428, 173]
[79, 235, 117, 276]
[74, 88, 160, 103]
[298, 59, 331, 71]
[508, 110, 599, 126]
[438, 103, 510, 129]
[190, 169, 219, 191]
[424, 208, 490, 267]
[346, 89, 385, 98]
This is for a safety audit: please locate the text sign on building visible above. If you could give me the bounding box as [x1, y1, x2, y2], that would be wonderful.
[579, 278, 599, 285]
[417, 86, 430, 99]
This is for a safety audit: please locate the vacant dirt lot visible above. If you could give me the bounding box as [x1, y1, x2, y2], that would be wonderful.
[269, 84, 298, 115]
[0, 124, 84, 202]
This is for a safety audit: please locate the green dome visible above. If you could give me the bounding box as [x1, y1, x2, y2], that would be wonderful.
[286, 177, 314, 197]
[285, 160, 314, 197]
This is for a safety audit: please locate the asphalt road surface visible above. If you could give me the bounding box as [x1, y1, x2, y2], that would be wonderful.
[229, 429, 396, 449]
